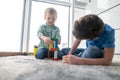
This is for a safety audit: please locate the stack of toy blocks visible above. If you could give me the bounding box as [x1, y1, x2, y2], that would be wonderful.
[48, 38, 59, 60]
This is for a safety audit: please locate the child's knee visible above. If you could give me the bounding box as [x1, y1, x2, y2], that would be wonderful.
[35, 52, 44, 59]
[81, 46, 103, 58]
[35, 48, 48, 59]
[57, 51, 64, 59]
[86, 46, 98, 53]
[61, 48, 70, 55]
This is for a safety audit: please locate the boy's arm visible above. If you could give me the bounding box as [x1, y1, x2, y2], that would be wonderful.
[68, 39, 81, 55]
[55, 28, 61, 44]
[40, 36, 52, 44]
[37, 26, 52, 44]
[54, 27, 61, 44]
[62, 48, 114, 66]
[80, 48, 114, 65]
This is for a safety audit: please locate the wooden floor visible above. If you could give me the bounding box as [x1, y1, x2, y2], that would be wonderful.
[0, 52, 32, 57]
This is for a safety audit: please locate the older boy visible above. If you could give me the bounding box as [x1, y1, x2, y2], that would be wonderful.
[62, 14, 115, 66]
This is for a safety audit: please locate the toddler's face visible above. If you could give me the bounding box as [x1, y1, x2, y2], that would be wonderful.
[44, 13, 57, 26]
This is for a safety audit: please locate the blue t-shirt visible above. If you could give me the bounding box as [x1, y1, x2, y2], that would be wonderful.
[86, 24, 115, 50]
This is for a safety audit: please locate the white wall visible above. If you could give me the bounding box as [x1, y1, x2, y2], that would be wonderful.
[86, 0, 120, 54]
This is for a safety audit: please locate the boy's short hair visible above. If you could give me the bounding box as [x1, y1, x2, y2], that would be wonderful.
[44, 7, 57, 15]
[72, 14, 104, 39]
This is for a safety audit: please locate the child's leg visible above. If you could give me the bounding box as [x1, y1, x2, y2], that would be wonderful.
[61, 48, 71, 55]
[35, 48, 49, 59]
[57, 50, 64, 59]
[80, 46, 104, 58]
[61, 48, 84, 56]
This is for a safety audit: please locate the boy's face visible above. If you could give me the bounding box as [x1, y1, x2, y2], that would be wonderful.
[44, 13, 57, 26]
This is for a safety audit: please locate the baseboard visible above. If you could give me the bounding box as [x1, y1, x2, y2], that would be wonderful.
[0, 52, 33, 57]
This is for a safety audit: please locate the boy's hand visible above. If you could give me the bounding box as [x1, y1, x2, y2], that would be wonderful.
[44, 37, 52, 44]
[62, 54, 78, 64]
[58, 40, 61, 44]
[41, 36, 52, 44]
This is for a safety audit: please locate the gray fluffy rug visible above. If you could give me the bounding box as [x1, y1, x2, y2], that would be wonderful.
[0, 55, 120, 80]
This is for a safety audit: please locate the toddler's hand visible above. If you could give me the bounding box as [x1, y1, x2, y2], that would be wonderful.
[43, 37, 52, 44]
[58, 40, 61, 44]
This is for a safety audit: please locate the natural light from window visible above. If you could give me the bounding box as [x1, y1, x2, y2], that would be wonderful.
[0, 0, 23, 52]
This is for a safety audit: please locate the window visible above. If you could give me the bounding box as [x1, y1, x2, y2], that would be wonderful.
[55, 0, 69, 2]
[29, 1, 69, 52]
[74, 8, 86, 48]
[0, 0, 23, 52]
[46, 0, 69, 2]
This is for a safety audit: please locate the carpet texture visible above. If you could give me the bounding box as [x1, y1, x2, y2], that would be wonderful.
[0, 55, 120, 80]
